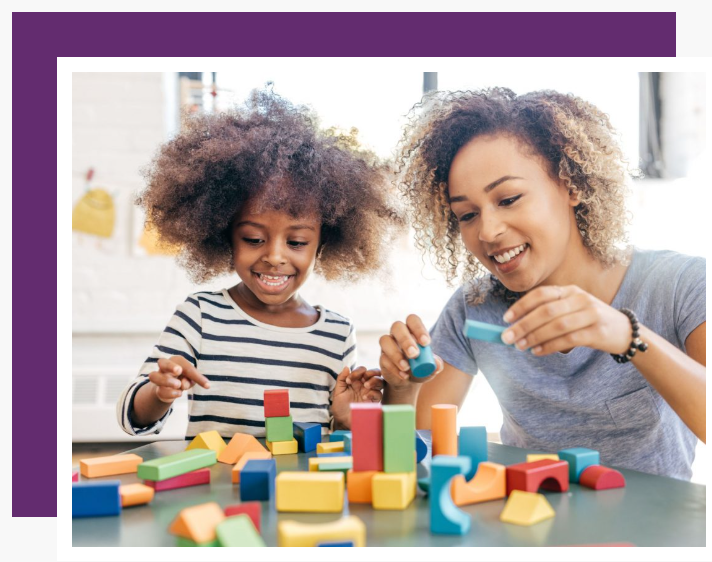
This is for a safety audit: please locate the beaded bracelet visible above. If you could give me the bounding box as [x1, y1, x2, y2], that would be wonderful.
[611, 308, 649, 363]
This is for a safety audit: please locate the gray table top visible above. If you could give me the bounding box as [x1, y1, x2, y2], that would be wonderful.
[72, 433, 706, 547]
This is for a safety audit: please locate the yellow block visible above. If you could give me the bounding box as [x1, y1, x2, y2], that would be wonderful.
[500, 490, 555, 526]
[309, 456, 353, 471]
[232, 451, 273, 483]
[526, 454, 560, 463]
[119, 483, 154, 507]
[278, 515, 366, 547]
[266, 438, 298, 455]
[79, 454, 143, 478]
[186, 430, 227, 457]
[316, 441, 344, 454]
[372, 471, 416, 510]
[451, 461, 507, 506]
[276, 472, 344, 513]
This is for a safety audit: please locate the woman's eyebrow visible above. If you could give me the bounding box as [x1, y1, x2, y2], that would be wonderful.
[448, 175, 524, 203]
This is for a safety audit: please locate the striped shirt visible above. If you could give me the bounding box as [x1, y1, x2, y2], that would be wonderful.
[116, 289, 357, 440]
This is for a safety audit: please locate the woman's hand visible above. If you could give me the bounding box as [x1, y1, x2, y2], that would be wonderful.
[149, 356, 211, 404]
[500, 284, 632, 356]
[331, 366, 384, 429]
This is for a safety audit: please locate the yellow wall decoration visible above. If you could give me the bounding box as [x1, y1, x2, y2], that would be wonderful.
[139, 221, 181, 256]
[72, 188, 115, 238]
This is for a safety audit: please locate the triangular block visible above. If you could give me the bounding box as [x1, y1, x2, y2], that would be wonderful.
[218, 432, 268, 464]
[186, 431, 227, 457]
[500, 490, 555, 526]
[169, 502, 226, 543]
[451, 461, 506, 506]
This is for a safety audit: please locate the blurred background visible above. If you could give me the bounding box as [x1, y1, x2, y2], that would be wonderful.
[72, 70, 707, 482]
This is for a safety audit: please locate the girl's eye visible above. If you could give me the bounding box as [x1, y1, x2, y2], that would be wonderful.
[243, 238, 263, 245]
[500, 195, 522, 206]
[288, 241, 308, 248]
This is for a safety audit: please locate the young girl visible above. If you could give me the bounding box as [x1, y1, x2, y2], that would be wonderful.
[379, 88, 705, 480]
[117, 89, 403, 439]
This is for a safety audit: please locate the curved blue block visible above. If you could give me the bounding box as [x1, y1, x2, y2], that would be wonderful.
[430, 456, 472, 535]
[415, 432, 428, 463]
[409, 344, 437, 378]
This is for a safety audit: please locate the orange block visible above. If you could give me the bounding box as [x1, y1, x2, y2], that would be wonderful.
[169, 502, 226, 543]
[431, 404, 457, 457]
[346, 469, 377, 503]
[451, 461, 507, 506]
[232, 451, 273, 483]
[119, 483, 155, 507]
[218, 433, 268, 464]
[79, 454, 143, 478]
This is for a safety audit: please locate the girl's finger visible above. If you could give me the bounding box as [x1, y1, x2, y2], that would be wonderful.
[364, 376, 385, 391]
[156, 387, 182, 402]
[157, 357, 181, 375]
[149, 370, 181, 389]
[365, 389, 383, 403]
[171, 357, 211, 389]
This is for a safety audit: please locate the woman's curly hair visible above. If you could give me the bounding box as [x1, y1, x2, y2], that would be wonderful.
[396, 87, 635, 306]
[138, 88, 405, 284]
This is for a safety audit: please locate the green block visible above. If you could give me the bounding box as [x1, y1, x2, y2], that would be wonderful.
[265, 415, 293, 442]
[318, 459, 353, 474]
[176, 536, 220, 547]
[383, 405, 416, 473]
[216, 514, 266, 547]
[137, 449, 216, 481]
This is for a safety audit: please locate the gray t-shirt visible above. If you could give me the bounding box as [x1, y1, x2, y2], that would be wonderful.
[430, 248, 705, 480]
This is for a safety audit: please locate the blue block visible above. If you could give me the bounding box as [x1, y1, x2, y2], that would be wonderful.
[431, 456, 471, 535]
[316, 451, 349, 458]
[293, 421, 321, 453]
[558, 447, 600, 483]
[72, 480, 121, 518]
[343, 433, 352, 454]
[463, 319, 514, 347]
[409, 344, 437, 378]
[329, 430, 352, 442]
[318, 541, 354, 546]
[417, 477, 430, 494]
[415, 432, 428, 463]
[459, 426, 488, 480]
[240, 459, 276, 501]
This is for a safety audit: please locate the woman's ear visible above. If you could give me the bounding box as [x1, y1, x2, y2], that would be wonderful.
[567, 186, 580, 207]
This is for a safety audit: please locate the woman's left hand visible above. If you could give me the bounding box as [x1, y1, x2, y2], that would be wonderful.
[500, 285, 632, 356]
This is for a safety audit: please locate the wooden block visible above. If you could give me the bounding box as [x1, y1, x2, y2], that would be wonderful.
[430, 456, 471, 535]
[317, 451, 349, 458]
[500, 490, 555, 526]
[317, 441, 344, 454]
[418, 477, 430, 493]
[169, 501, 225, 543]
[527, 454, 559, 463]
[216, 514, 266, 547]
[309, 456, 353, 472]
[415, 432, 427, 463]
[459, 426, 487, 480]
[79, 453, 143, 478]
[276, 472, 344, 513]
[343, 433, 352, 454]
[372, 471, 416, 510]
[266, 438, 298, 455]
[240, 459, 277, 502]
[186, 430, 227, 457]
[72, 481, 121, 518]
[224, 501, 261, 532]
[506, 459, 569, 495]
[329, 430, 351, 442]
[351, 403, 383, 472]
[266, 415, 293, 442]
[318, 458, 353, 474]
[318, 541, 354, 546]
[558, 447, 600, 483]
[176, 537, 220, 547]
[451, 461, 506, 506]
[431, 404, 457, 457]
[145, 467, 211, 491]
[579, 465, 626, 490]
[278, 515, 366, 547]
[409, 343, 437, 377]
[218, 432, 268, 464]
[346, 470, 376, 503]
[383, 405, 415, 473]
[119, 483, 154, 507]
[137, 449, 216, 481]
[293, 421, 322, 453]
[463, 319, 514, 346]
[72, 471, 78, 482]
[232, 451, 272, 484]
[264, 389, 290, 417]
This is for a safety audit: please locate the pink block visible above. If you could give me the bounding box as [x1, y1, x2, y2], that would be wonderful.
[144, 467, 211, 491]
[224, 501, 261, 532]
[72, 471, 78, 482]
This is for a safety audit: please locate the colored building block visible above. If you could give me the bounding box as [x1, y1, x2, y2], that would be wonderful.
[293, 421, 322, 453]
[266, 415, 293, 442]
[415, 432, 428, 463]
[176, 537, 220, 547]
[266, 438, 298, 455]
[346, 469, 376, 503]
[383, 405, 416, 473]
[318, 541, 354, 546]
[318, 458, 353, 474]
[224, 501, 261, 532]
[186, 430, 227, 457]
[317, 441, 344, 454]
[351, 402, 383, 472]
[145, 467, 211, 491]
[218, 432, 268, 464]
[119, 483, 154, 507]
[310, 456, 353, 472]
[79, 453, 143, 478]
[558, 447, 600, 483]
[527, 454, 560, 463]
[72, 471, 78, 482]
[459, 426, 487, 480]
[506, 459, 569, 495]
[409, 343, 437, 378]
[451, 461, 506, 506]
[417, 477, 430, 494]
[137, 449, 216, 481]
[216, 514, 266, 547]
[169, 501, 225, 543]
[579, 465, 626, 490]
[232, 451, 272, 484]
[343, 433, 352, 454]
[431, 404, 457, 457]
[463, 319, 514, 346]
[317, 452, 349, 458]
[72, 481, 121, 518]
[264, 389, 290, 417]
[372, 471, 417, 510]
[430, 456, 471, 535]
[500, 490, 555, 526]
[240, 459, 277, 502]
[276, 472, 345, 513]
[329, 430, 351, 442]
[277, 515, 366, 547]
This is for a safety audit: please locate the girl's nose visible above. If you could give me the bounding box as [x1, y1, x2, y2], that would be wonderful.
[262, 243, 287, 266]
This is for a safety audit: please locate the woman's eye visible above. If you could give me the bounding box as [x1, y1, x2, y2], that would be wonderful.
[500, 195, 522, 206]
[459, 212, 477, 223]
[243, 238, 262, 245]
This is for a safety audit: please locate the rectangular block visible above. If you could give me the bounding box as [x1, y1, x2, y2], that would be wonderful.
[351, 403, 383, 472]
[346, 469, 376, 503]
[293, 421, 322, 453]
[72, 481, 121, 518]
[145, 467, 211, 491]
[264, 389, 290, 417]
[276, 472, 345, 513]
[277, 515, 366, 547]
[79, 453, 143, 478]
[317, 452, 349, 458]
[319, 541, 354, 546]
[216, 514, 266, 547]
[266, 438, 298, 455]
[383, 405, 416, 473]
[317, 441, 344, 454]
[232, 451, 272, 484]
[527, 454, 560, 463]
[137, 449, 216, 482]
[119, 483, 154, 507]
[459, 426, 487, 481]
[72, 471, 78, 482]
[343, 433, 352, 454]
[240, 459, 277, 502]
[266, 415, 293, 442]
[372, 471, 417, 510]
[218, 432, 268, 464]
[309, 456, 353, 472]
[329, 430, 352, 442]
[318, 458, 353, 474]
[224, 501, 261, 532]
[176, 537, 220, 547]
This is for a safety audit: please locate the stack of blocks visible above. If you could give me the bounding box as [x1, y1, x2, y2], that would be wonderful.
[264, 389, 298, 455]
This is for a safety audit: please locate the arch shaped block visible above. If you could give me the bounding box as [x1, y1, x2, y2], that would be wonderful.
[506, 459, 569, 495]
[277, 515, 366, 547]
[430, 456, 471, 535]
[579, 465, 626, 490]
[451, 461, 506, 506]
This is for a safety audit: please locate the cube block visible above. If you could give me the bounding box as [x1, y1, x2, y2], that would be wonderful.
[232, 451, 272, 484]
[266, 415, 293, 442]
[372, 471, 416, 510]
[346, 469, 376, 504]
[240, 459, 277, 502]
[558, 447, 600, 483]
[264, 389, 290, 417]
[72, 481, 121, 518]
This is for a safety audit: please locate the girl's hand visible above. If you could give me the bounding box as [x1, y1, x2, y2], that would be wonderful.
[149, 356, 211, 404]
[331, 366, 384, 429]
[500, 284, 632, 356]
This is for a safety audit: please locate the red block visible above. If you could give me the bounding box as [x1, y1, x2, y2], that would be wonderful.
[72, 471, 78, 482]
[144, 467, 211, 491]
[224, 501, 261, 532]
[506, 458, 569, 495]
[263, 389, 290, 418]
[579, 465, 626, 490]
[351, 403, 383, 472]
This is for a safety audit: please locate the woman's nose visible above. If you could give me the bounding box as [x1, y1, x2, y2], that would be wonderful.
[478, 211, 506, 243]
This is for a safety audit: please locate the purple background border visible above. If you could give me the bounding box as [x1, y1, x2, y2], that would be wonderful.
[12, 11, 674, 517]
